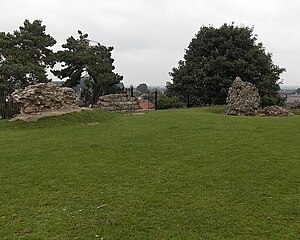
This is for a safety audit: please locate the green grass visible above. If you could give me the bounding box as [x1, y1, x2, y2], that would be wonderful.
[0, 107, 299, 239]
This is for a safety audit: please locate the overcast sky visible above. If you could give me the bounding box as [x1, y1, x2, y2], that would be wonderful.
[1, 0, 299, 87]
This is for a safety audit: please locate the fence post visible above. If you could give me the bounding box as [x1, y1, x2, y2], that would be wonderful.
[154, 90, 158, 110]
[130, 85, 134, 97]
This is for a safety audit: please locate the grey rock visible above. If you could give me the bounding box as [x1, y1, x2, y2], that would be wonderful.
[225, 77, 261, 116]
[11, 83, 77, 114]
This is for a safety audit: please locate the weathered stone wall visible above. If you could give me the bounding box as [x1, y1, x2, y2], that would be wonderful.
[225, 77, 261, 116]
[11, 83, 77, 114]
[97, 94, 140, 112]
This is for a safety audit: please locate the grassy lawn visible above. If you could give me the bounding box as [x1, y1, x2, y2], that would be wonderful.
[0, 107, 299, 239]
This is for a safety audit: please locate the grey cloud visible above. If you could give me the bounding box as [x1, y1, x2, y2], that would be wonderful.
[1, 0, 300, 86]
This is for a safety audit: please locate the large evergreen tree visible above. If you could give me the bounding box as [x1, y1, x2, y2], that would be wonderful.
[0, 20, 56, 92]
[52, 31, 123, 102]
[0, 32, 13, 92]
[168, 24, 285, 107]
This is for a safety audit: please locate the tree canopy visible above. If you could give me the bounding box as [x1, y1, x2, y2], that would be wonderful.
[0, 20, 56, 92]
[168, 24, 286, 107]
[52, 31, 123, 102]
[136, 83, 149, 94]
[0, 20, 123, 100]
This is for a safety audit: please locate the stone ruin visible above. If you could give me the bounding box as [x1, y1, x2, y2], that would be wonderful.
[97, 93, 140, 112]
[263, 105, 294, 116]
[225, 77, 261, 116]
[11, 84, 140, 116]
[11, 83, 77, 114]
[225, 77, 293, 116]
[9, 79, 295, 118]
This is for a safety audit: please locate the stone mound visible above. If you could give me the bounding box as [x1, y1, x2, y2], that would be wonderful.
[263, 105, 294, 116]
[225, 77, 261, 116]
[11, 83, 77, 114]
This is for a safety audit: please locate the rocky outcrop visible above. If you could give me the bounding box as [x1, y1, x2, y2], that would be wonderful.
[97, 94, 140, 112]
[263, 105, 294, 116]
[225, 77, 261, 116]
[11, 83, 77, 114]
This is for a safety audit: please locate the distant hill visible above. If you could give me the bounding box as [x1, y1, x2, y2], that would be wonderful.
[280, 85, 300, 90]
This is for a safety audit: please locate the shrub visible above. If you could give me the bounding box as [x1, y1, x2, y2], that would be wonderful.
[157, 94, 185, 109]
[262, 95, 285, 107]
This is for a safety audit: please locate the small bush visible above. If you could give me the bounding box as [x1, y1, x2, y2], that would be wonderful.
[293, 109, 300, 115]
[157, 94, 185, 109]
[262, 95, 284, 107]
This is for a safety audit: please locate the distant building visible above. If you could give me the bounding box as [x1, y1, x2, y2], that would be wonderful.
[286, 96, 300, 103]
[279, 88, 300, 106]
[279, 89, 294, 99]
[139, 100, 155, 109]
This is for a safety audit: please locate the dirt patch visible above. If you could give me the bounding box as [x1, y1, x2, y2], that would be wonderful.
[9, 107, 91, 122]
[124, 112, 145, 116]
[86, 122, 100, 126]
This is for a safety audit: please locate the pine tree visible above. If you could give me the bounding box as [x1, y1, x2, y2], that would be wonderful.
[52, 31, 123, 102]
[0, 19, 56, 92]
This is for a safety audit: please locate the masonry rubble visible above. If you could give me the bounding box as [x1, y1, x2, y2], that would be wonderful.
[225, 77, 261, 116]
[262, 105, 294, 116]
[11, 83, 77, 114]
[225, 77, 293, 117]
[97, 93, 140, 112]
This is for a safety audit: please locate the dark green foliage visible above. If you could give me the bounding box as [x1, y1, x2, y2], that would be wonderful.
[168, 24, 285, 106]
[293, 109, 300, 115]
[0, 20, 56, 92]
[52, 31, 123, 101]
[262, 95, 284, 108]
[0, 92, 20, 119]
[136, 83, 149, 94]
[156, 93, 185, 109]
